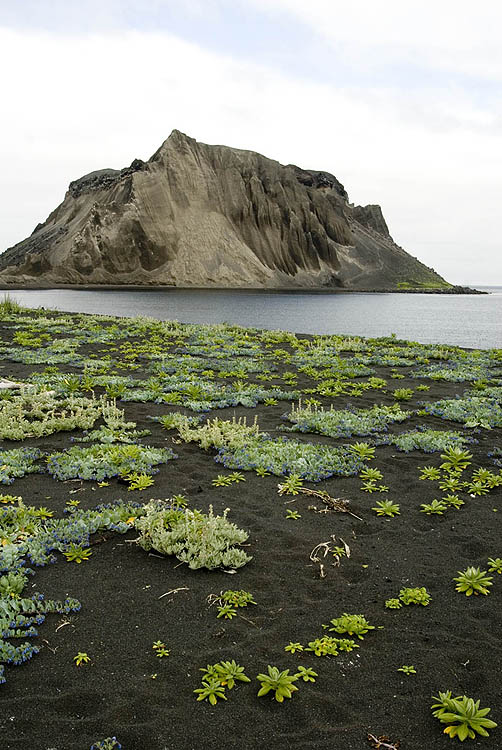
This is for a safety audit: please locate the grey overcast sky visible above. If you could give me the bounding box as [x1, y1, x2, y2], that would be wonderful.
[1, 0, 501, 284]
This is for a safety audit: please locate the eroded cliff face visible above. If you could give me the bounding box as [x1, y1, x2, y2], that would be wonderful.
[0, 130, 448, 289]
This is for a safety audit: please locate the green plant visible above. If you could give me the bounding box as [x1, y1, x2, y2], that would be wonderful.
[325, 613, 375, 639]
[393, 388, 413, 401]
[399, 587, 431, 606]
[385, 598, 402, 609]
[284, 642, 304, 654]
[360, 481, 379, 493]
[90, 737, 122, 750]
[419, 466, 441, 480]
[361, 481, 388, 493]
[304, 635, 358, 656]
[212, 474, 233, 486]
[440, 447, 473, 471]
[385, 429, 469, 454]
[208, 660, 251, 689]
[348, 442, 375, 460]
[443, 494, 464, 509]
[397, 665, 416, 675]
[420, 499, 448, 515]
[46, 443, 176, 482]
[194, 679, 227, 705]
[467, 481, 489, 496]
[285, 508, 301, 520]
[63, 544, 92, 563]
[227, 472, 246, 483]
[360, 467, 383, 481]
[372, 500, 400, 517]
[135, 500, 251, 570]
[295, 666, 317, 682]
[439, 477, 463, 492]
[285, 402, 410, 439]
[278, 475, 304, 495]
[34, 506, 54, 519]
[124, 472, 154, 491]
[454, 567, 493, 596]
[0, 294, 24, 315]
[487, 557, 502, 574]
[256, 665, 299, 702]
[216, 605, 237, 619]
[74, 652, 91, 666]
[431, 691, 497, 740]
[221, 590, 256, 607]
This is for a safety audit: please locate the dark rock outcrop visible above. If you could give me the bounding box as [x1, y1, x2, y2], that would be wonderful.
[0, 130, 450, 289]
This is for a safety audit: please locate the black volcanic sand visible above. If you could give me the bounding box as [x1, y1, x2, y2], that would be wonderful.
[0, 319, 501, 750]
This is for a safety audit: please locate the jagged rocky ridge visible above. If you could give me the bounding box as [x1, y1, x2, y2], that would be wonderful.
[0, 130, 450, 289]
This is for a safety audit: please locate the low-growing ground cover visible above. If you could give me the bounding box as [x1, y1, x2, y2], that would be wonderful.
[0, 303, 501, 750]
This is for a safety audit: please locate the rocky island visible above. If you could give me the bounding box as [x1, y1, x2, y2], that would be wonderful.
[0, 130, 456, 290]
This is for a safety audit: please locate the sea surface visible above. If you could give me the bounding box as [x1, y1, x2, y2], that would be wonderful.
[3, 286, 502, 349]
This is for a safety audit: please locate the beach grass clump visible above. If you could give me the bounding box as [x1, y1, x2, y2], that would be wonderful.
[0, 294, 25, 316]
[46, 443, 176, 481]
[135, 500, 251, 570]
[283, 402, 411, 439]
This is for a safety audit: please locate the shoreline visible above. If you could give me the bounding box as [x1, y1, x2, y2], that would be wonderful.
[0, 283, 487, 294]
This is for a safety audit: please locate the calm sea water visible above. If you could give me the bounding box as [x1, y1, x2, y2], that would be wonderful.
[3, 286, 502, 349]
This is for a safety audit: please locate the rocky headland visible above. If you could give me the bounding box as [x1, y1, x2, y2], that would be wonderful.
[0, 131, 457, 290]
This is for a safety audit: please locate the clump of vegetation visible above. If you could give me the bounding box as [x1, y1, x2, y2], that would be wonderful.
[177, 416, 364, 480]
[378, 429, 470, 454]
[194, 660, 251, 704]
[46, 443, 176, 481]
[0, 448, 42, 485]
[284, 401, 411, 439]
[134, 500, 252, 570]
[387, 587, 431, 609]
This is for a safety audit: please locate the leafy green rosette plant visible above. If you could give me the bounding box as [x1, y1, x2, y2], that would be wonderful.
[431, 691, 497, 740]
[453, 567, 493, 596]
[398, 587, 431, 606]
[325, 613, 374, 640]
[256, 666, 299, 702]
